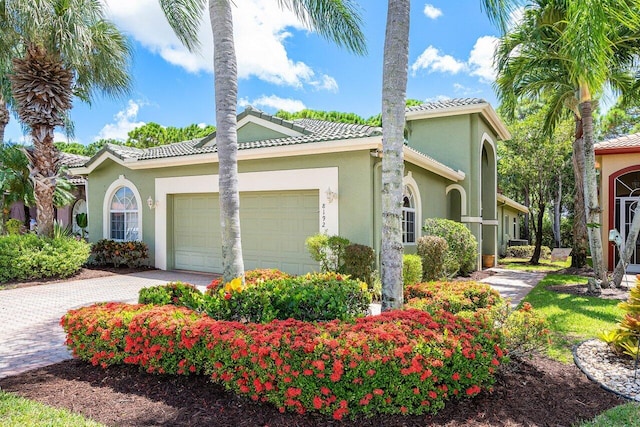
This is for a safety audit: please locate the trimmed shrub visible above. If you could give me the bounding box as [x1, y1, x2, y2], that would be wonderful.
[491, 302, 549, 359]
[139, 281, 203, 311]
[505, 245, 551, 259]
[402, 254, 422, 286]
[62, 304, 506, 419]
[417, 235, 448, 281]
[423, 218, 478, 276]
[305, 234, 350, 272]
[5, 218, 23, 235]
[202, 272, 371, 323]
[0, 234, 90, 283]
[342, 243, 375, 287]
[405, 281, 502, 315]
[91, 239, 149, 268]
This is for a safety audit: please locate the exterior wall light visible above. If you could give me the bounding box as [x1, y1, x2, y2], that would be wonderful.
[147, 196, 159, 210]
[325, 187, 338, 203]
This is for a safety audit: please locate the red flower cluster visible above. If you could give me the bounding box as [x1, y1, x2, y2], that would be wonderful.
[61, 302, 506, 420]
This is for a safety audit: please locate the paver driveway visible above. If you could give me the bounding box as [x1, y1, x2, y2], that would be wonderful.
[0, 270, 217, 379]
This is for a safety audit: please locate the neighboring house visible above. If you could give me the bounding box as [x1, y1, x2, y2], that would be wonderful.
[595, 133, 640, 272]
[9, 151, 88, 235]
[69, 99, 527, 275]
[497, 193, 529, 256]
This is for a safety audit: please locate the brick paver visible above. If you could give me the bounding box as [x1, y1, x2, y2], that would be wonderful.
[0, 271, 216, 378]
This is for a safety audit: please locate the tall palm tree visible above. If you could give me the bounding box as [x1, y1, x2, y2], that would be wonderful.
[4, 0, 131, 237]
[494, 0, 640, 289]
[378, 0, 518, 310]
[157, 0, 366, 283]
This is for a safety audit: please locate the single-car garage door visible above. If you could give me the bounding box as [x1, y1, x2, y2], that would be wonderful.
[172, 190, 319, 275]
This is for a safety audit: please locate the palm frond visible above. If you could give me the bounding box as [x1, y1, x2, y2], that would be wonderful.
[159, 0, 207, 52]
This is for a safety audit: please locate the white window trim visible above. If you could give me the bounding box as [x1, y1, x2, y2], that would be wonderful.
[153, 167, 339, 270]
[103, 175, 143, 241]
[403, 172, 421, 246]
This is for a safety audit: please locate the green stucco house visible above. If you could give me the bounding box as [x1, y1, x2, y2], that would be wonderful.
[69, 98, 527, 275]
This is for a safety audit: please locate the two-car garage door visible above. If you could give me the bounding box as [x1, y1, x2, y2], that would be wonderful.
[173, 190, 319, 275]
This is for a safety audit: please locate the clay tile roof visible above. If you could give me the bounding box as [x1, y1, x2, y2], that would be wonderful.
[406, 98, 487, 113]
[595, 133, 640, 152]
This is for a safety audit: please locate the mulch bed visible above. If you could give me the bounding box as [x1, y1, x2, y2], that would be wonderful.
[0, 356, 626, 427]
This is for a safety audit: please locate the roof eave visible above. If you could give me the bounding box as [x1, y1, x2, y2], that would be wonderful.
[406, 103, 511, 141]
[402, 147, 465, 181]
[498, 194, 529, 214]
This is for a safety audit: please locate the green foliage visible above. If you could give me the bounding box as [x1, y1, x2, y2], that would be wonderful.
[139, 281, 203, 311]
[405, 281, 503, 315]
[601, 279, 640, 359]
[52, 220, 72, 239]
[0, 234, 90, 283]
[54, 141, 87, 155]
[304, 234, 350, 272]
[423, 218, 478, 276]
[342, 243, 375, 287]
[416, 235, 448, 281]
[5, 218, 23, 235]
[505, 245, 551, 259]
[62, 304, 505, 418]
[91, 239, 149, 268]
[578, 402, 640, 427]
[402, 254, 422, 286]
[0, 390, 104, 426]
[126, 122, 215, 148]
[202, 272, 371, 323]
[491, 302, 550, 359]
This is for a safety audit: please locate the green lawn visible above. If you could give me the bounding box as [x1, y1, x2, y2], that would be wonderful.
[577, 402, 640, 426]
[519, 273, 625, 362]
[499, 256, 571, 271]
[0, 391, 104, 427]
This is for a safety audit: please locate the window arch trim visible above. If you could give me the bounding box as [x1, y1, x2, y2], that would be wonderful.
[102, 175, 143, 241]
[402, 172, 422, 245]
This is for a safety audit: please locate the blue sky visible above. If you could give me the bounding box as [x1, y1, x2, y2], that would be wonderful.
[5, 0, 512, 146]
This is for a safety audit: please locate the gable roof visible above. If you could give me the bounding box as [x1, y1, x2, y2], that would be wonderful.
[595, 133, 640, 155]
[70, 106, 466, 181]
[405, 98, 511, 141]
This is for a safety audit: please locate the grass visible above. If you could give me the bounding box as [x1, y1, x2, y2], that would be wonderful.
[0, 391, 104, 426]
[577, 402, 640, 426]
[520, 273, 625, 363]
[499, 256, 571, 271]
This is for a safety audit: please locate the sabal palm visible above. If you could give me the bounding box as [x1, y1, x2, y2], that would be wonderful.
[494, 0, 640, 288]
[3, 0, 131, 237]
[158, 0, 366, 282]
[378, 0, 520, 310]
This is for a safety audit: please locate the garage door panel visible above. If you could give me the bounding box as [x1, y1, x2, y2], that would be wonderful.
[173, 190, 318, 275]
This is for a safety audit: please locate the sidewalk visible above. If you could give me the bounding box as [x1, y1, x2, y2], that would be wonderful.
[0, 268, 543, 379]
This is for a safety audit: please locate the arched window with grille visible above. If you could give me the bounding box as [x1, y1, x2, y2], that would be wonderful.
[402, 186, 416, 244]
[109, 186, 139, 241]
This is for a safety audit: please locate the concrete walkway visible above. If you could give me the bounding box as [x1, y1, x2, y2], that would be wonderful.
[0, 268, 544, 379]
[480, 268, 547, 306]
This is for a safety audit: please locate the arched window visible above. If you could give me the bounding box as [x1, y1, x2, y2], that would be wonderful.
[110, 187, 139, 241]
[402, 186, 416, 244]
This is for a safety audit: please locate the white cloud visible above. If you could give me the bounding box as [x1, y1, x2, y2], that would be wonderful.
[104, 0, 337, 90]
[239, 95, 306, 112]
[468, 36, 499, 83]
[53, 131, 79, 144]
[95, 100, 146, 141]
[453, 83, 482, 96]
[309, 74, 339, 92]
[411, 46, 467, 75]
[423, 4, 443, 19]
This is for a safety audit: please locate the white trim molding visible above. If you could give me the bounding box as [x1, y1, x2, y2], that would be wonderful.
[102, 175, 143, 241]
[461, 216, 483, 223]
[445, 183, 468, 216]
[153, 167, 339, 270]
[403, 171, 422, 244]
[483, 219, 499, 226]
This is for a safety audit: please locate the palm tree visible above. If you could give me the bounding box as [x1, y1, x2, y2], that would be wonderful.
[157, 0, 366, 283]
[378, 0, 518, 311]
[0, 143, 33, 232]
[494, 0, 640, 290]
[4, 0, 131, 237]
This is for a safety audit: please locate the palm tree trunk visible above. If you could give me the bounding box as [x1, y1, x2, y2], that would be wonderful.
[29, 124, 57, 237]
[380, 0, 409, 311]
[571, 116, 588, 268]
[612, 198, 640, 287]
[210, 0, 245, 283]
[553, 172, 562, 248]
[0, 99, 9, 144]
[581, 98, 608, 289]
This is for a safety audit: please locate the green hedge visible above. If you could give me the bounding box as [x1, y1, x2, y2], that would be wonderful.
[138, 281, 203, 311]
[0, 234, 90, 283]
[202, 272, 371, 323]
[405, 281, 503, 315]
[505, 245, 551, 259]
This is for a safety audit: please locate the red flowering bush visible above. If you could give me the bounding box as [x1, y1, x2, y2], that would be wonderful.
[62, 304, 506, 419]
[405, 281, 502, 315]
